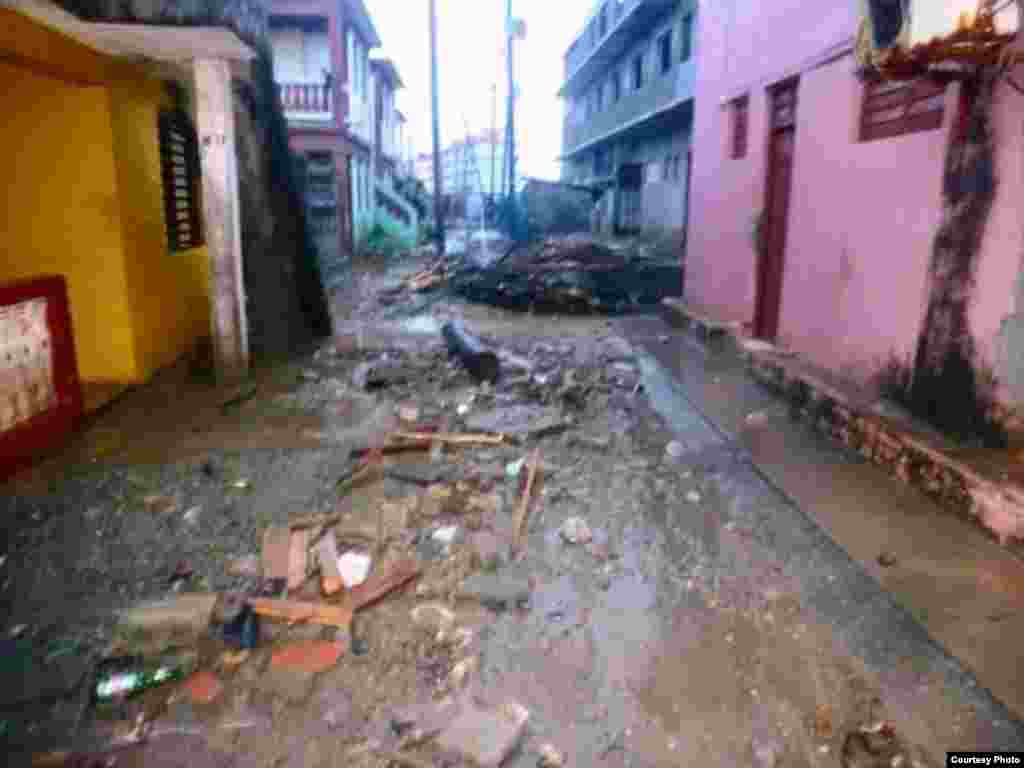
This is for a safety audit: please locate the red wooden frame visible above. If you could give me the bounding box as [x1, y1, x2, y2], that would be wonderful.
[0, 275, 83, 481]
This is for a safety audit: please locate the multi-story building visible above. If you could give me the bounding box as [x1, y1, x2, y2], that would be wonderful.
[415, 134, 507, 217]
[369, 57, 418, 240]
[559, 0, 697, 238]
[269, 0, 418, 262]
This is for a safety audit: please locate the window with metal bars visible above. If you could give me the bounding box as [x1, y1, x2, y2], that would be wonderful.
[158, 110, 203, 252]
[860, 77, 946, 142]
[730, 95, 749, 159]
[681, 13, 693, 62]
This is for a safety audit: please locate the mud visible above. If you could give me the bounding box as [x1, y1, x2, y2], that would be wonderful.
[2, 258, 1022, 766]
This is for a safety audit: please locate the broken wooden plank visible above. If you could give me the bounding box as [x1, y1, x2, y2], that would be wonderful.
[289, 512, 343, 530]
[342, 557, 421, 612]
[316, 530, 344, 597]
[393, 431, 507, 446]
[512, 449, 541, 556]
[249, 598, 353, 628]
[270, 639, 346, 673]
[262, 527, 291, 582]
[287, 529, 310, 591]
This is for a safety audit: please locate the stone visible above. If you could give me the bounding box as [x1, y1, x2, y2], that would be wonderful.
[411, 603, 456, 637]
[538, 743, 565, 768]
[448, 656, 478, 690]
[226, 555, 261, 578]
[459, 572, 531, 611]
[560, 516, 593, 545]
[665, 441, 685, 460]
[182, 506, 202, 527]
[465, 405, 566, 438]
[436, 697, 530, 768]
[471, 531, 504, 570]
[119, 594, 218, 635]
[685, 491, 701, 504]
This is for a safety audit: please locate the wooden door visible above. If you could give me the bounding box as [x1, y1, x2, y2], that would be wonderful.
[755, 80, 798, 341]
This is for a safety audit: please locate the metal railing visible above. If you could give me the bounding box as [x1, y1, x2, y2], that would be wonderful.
[563, 59, 694, 154]
[277, 82, 334, 118]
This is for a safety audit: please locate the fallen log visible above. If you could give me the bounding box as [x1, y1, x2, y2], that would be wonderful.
[442, 320, 501, 383]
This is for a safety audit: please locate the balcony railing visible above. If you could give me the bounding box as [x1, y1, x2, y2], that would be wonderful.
[563, 58, 695, 155]
[277, 82, 334, 120]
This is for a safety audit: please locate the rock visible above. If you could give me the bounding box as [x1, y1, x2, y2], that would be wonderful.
[745, 411, 769, 428]
[753, 740, 781, 768]
[471, 531, 504, 570]
[877, 552, 898, 568]
[338, 552, 372, 588]
[538, 743, 565, 768]
[182, 506, 202, 527]
[465, 405, 566, 438]
[119, 594, 218, 636]
[432, 526, 461, 554]
[411, 603, 456, 637]
[448, 656, 478, 689]
[226, 555, 261, 578]
[397, 403, 420, 424]
[144, 495, 177, 515]
[436, 697, 530, 768]
[665, 441, 685, 460]
[658, 335, 670, 344]
[560, 517, 593, 545]
[685, 491, 701, 504]
[459, 572, 531, 611]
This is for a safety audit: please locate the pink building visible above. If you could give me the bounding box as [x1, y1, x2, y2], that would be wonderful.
[685, 1, 1024, 437]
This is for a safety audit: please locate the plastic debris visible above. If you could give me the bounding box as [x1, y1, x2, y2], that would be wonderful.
[339, 552, 373, 588]
[270, 640, 346, 673]
[505, 458, 526, 479]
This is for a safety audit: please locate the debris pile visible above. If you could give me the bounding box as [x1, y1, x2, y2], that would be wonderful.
[401, 235, 683, 312]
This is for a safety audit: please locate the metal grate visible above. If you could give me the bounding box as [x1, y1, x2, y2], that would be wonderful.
[860, 77, 946, 142]
[731, 95, 749, 158]
[158, 110, 203, 252]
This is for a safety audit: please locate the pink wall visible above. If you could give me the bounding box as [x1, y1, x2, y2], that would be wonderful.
[687, 0, 1024, 395]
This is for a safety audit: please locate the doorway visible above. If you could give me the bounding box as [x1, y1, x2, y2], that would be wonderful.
[755, 79, 798, 341]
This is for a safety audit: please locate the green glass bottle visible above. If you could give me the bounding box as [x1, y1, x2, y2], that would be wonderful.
[93, 651, 196, 703]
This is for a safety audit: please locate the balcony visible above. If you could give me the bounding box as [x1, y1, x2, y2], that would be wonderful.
[563, 57, 694, 157]
[561, 0, 679, 98]
[277, 81, 334, 122]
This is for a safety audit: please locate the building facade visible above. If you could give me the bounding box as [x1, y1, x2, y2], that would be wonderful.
[415, 134, 507, 220]
[268, 0, 379, 265]
[559, 0, 697, 239]
[685, 0, 1024, 428]
[370, 57, 418, 241]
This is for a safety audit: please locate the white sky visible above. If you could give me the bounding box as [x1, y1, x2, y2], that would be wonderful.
[366, 0, 593, 181]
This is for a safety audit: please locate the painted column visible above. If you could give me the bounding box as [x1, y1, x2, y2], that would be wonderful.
[194, 57, 249, 379]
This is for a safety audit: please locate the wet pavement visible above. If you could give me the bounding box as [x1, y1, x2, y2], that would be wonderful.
[1, 258, 1023, 766]
[622, 314, 1024, 723]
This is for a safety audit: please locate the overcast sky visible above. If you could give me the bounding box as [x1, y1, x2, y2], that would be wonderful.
[366, 0, 593, 181]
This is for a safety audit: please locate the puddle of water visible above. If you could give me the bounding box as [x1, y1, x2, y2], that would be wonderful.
[398, 315, 443, 335]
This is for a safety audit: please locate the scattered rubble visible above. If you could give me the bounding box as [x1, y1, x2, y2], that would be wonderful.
[435, 696, 530, 768]
[560, 516, 593, 545]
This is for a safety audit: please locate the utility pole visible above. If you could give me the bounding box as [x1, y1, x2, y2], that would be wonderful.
[490, 83, 497, 212]
[429, 0, 445, 256]
[504, 0, 515, 200]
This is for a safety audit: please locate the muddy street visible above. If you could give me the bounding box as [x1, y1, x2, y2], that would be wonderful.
[2, 258, 1022, 767]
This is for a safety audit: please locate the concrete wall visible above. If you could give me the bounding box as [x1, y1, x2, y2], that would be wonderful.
[687, 0, 1024, 409]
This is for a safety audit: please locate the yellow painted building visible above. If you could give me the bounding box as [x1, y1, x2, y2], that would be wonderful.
[0, 8, 213, 408]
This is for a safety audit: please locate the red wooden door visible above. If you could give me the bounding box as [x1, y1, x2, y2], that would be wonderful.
[755, 81, 798, 341]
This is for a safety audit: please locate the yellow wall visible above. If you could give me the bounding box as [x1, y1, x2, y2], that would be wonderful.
[106, 68, 212, 376]
[0, 12, 213, 387]
[0, 58, 139, 382]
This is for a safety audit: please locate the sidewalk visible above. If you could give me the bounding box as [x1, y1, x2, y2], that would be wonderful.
[619, 313, 1024, 720]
